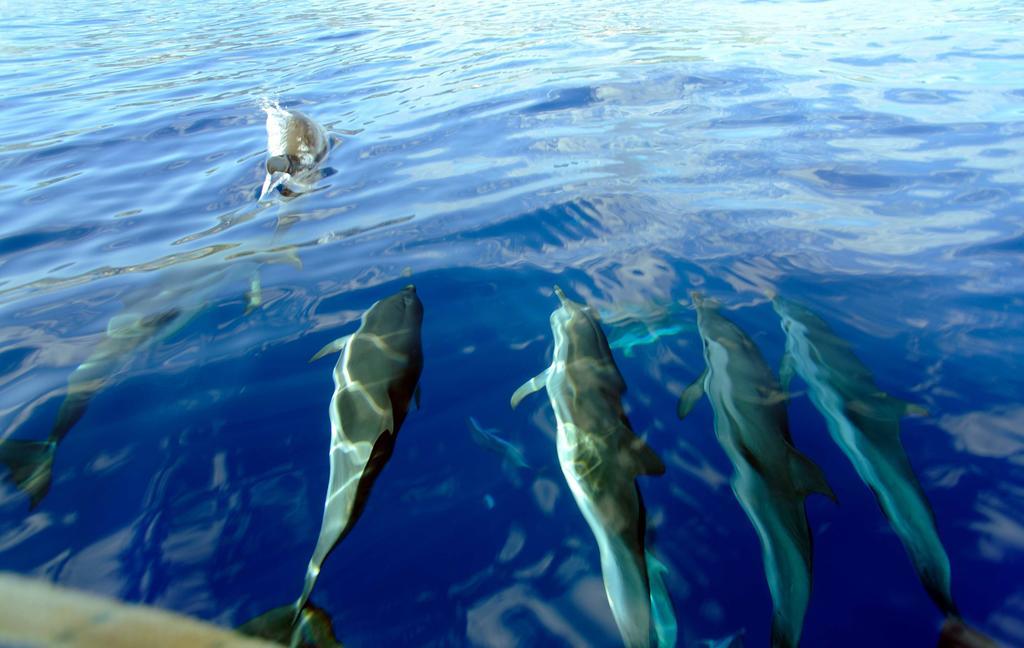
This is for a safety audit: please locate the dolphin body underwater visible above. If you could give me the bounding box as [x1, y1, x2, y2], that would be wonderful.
[511, 286, 674, 648]
[770, 296, 958, 618]
[259, 103, 330, 201]
[468, 416, 532, 487]
[677, 294, 835, 648]
[0, 248, 299, 509]
[240, 285, 424, 647]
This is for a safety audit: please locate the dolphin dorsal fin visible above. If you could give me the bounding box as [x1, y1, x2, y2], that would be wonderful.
[788, 448, 837, 503]
[623, 434, 666, 477]
[677, 368, 708, 420]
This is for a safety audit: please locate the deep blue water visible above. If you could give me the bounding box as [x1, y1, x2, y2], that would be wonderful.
[1, 0, 1023, 646]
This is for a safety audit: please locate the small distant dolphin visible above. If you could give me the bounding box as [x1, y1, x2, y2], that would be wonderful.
[468, 416, 529, 483]
[511, 286, 672, 648]
[259, 103, 330, 201]
[678, 293, 834, 648]
[0, 247, 299, 509]
[609, 324, 688, 358]
[241, 285, 423, 645]
[771, 295, 956, 617]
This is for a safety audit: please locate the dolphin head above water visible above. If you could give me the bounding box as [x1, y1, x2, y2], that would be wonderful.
[258, 105, 329, 201]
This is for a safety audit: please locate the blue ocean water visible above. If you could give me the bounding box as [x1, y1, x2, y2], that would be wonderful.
[0, 0, 1022, 645]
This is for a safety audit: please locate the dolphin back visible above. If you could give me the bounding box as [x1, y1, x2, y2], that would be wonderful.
[774, 296, 956, 616]
[304, 287, 423, 616]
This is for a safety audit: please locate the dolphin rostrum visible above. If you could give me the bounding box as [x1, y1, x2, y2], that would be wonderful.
[0, 247, 299, 509]
[241, 285, 423, 646]
[770, 295, 956, 617]
[677, 293, 835, 648]
[511, 285, 672, 648]
[259, 103, 330, 201]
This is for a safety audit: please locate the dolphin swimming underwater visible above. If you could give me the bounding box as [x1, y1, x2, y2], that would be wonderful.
[677, 293, 834, 648]
[0, 309, 180, 509]
[468, 416, 530, 485]
[241, 285, 423, 646]
[511, 286, 672, 648]
[259, 103, 330, 201]
[0, 248, 299, 509]
[770, 295, 957, 617]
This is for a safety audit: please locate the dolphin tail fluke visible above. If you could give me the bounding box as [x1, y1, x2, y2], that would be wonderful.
[245, 271, 262, 315]
[646, 551, 678, 648]
[0, 439, 55, 509]
[787, 448, 837, 503]
[938, 617, 998, 648]
[770, 618, 799, 648]
[511, 369, 549, 409]
[239, 601, 343, 648]
[310, 335, 352, 363]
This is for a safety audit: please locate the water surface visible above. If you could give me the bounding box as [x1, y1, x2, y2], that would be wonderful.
[1, 1, 1022, 646]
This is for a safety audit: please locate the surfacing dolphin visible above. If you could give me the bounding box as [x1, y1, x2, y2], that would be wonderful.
[770, 295, 957, 617]
[259, 103, 330, 201]
[677, 293, 835, 648]
[241, 285, 424, 646]
[0, 247, 299, 509]
[511, 285, 673, 648]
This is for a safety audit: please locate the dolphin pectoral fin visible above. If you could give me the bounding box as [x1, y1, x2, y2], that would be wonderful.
[510, 369, 549, 409]
[677, 368, 707, 420]
[646, 551, 678, 648]
[849, 394, 929, 421]
[905, 403, 929, 417]
[897, 398, 929, 418]
[414, 384, 422, 410]
[779, 351, 796, 394]
[244, 271, 262, 315]
[788, 448, 837, 503]
[310, 335, 352, 362]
